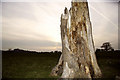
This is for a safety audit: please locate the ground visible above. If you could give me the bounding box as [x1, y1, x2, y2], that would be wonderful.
[2, 51, 120, 79]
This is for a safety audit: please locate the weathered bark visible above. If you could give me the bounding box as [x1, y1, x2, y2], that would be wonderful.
[51, 0, 102, 79]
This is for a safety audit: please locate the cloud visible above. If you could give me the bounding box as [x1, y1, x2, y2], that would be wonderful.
[2, 38, 62, 51]
[89, 2, 118, 49]
[2, 1, 118, 51]
[1, 0, 119, 2]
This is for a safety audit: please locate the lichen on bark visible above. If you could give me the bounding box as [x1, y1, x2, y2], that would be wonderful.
[51, 0, 102, 79]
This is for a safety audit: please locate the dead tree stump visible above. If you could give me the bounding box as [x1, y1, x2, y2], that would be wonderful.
[51, 0, 102, 78]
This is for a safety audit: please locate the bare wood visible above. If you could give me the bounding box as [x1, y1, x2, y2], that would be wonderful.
[51, 0, 102, 78]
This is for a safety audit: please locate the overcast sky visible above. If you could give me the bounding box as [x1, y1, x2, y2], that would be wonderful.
[1, 0, 119, 51]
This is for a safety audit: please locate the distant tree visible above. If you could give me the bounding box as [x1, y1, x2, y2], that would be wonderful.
[96, 48, 101, 53]
[101, 42, 114, 51]
[8, 48, 12, 51]
[54, 51, 58, 53]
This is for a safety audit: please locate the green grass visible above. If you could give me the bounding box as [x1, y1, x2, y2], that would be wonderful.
[2, 52, 120, 78]
[97, 58, 120, 78]
[2, 53, 60, 78]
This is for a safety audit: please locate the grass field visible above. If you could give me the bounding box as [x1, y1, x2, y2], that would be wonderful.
[2, 51, 120, 79]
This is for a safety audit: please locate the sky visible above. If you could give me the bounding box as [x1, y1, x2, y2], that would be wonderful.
[1, 0, 119, 51]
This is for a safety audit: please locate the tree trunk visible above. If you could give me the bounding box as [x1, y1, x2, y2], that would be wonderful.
[51, 0, 102, 79]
